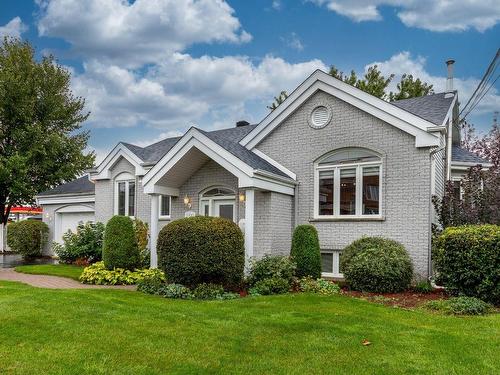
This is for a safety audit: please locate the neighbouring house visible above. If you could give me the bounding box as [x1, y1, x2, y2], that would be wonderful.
[36, 69, 491, 278]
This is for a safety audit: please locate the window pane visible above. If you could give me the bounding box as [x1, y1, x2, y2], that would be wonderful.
[319, 171, 334, 215]
[363, 166, 380, 215]
[118, 182, 126, 215]
[219, 204, 234, 221]
[203, 203, 209, 216]
[161, 195, 170, 217]
[321, 252, 333, 274]
[340, 169, 356, 215]
[128, 181, 135, 216]
[203, 188, 234, 197]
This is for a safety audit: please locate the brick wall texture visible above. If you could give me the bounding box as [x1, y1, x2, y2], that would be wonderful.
[256, 90, 432, 277]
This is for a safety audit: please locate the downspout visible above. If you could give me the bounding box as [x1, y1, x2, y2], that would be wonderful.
[294, 182, 299, 229]
[428, 145, 446, 280]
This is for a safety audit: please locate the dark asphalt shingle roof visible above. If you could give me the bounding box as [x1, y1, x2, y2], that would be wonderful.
[452, 145, 490, 164]
[122, 124, 289, 178]
[392, 92, 455, 125]
[38, 176, 95, 197]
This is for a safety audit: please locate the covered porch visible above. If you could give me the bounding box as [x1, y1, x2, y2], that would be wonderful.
[141, 128, 296, 267]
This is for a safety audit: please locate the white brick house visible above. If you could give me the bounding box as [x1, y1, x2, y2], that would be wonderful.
[37, 70, 490, 278]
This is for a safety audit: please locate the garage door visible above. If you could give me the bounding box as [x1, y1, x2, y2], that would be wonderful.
[55, 206, 95, 243]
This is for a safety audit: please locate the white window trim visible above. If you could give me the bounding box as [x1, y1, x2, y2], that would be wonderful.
[114, 173, 136, 217]
[321, 250, 344, 278]
[159, 195, 171, 220]
[314, 159, 382, 219]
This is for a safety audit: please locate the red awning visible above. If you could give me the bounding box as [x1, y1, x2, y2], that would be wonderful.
[9, 206, 42, 215]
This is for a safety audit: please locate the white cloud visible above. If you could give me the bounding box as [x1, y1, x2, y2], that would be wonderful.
[36, 0, 251, 68]
[369, 51, 500, 116]
[310, 0, 500, 32]
[0, 17, 28, 39]
[272, 1, 282, 11]
[281, 32, 304, 51]
[72, 55, 327, 129]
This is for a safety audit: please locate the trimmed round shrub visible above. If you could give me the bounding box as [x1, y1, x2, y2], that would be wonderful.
[341, 237, 413, 293]
[434, 225, 499, 305]
[7, 220, 49, 258]
[290, 225, 321, 278]
[157, 216, 245, 289]
[102, 215, 140, 270]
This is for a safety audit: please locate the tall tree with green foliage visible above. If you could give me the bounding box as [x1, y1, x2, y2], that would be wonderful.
[270, 65, 433, 109]
[388, 74, 434, 101]
[0, 38, 94, 248]
[267, 90, 288, 111]
[329, 65, 394, 99]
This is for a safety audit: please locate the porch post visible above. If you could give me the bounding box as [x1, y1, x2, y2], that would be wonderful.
[150, 194, 159, 268]
[244, 189, 254, 261]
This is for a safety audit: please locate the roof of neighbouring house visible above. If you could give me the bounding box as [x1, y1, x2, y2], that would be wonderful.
[392, 92, 455, 126]
[37, 176, 95, 197]
[452, 145, 490, 164]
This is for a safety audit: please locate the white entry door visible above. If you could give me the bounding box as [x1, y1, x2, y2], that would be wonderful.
[214, 199, 235, 221]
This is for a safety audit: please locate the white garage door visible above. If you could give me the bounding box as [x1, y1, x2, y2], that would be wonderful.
[55, 206, 95, 243]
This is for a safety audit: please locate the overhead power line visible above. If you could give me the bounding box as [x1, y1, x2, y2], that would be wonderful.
[459, 48, 499, 121]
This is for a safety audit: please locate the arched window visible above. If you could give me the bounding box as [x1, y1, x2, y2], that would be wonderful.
[314, 148, 381, 218]
[114, 172, 135, 217]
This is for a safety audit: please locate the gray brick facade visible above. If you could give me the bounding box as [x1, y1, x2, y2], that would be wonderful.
[256, 90, 433, 277]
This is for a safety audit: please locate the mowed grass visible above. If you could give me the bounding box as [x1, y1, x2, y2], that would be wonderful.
[14, 264, 84, 281]
[0, 281, 498, 375]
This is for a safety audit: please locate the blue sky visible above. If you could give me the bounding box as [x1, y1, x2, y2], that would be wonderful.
[1, 0, 499, 162]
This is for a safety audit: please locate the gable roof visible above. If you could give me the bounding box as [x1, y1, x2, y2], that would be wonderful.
[240, 70, 444, 149]
[121, 124, 289, 178]
[38, 176, 95, 197]
[392, 92, 456, 126]
[452, 145, 490, 164]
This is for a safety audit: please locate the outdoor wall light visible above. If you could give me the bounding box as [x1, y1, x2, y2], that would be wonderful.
[183, 195, 192, 208]
[239, 192, 245, 202]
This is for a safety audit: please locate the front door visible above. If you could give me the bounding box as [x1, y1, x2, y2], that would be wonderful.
[214, 199, 235, 221]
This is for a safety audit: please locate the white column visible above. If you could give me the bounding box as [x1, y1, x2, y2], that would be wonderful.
[244, 189, 254, 262]
[150, 194, 159, 268]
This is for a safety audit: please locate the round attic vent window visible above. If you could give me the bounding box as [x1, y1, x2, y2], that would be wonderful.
[310, 106, 330, 128]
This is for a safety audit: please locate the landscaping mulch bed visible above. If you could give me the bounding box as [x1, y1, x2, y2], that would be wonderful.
[341, 288, 448, 309]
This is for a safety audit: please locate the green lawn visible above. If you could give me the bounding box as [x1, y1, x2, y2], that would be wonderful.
[0, 281, 498, 374]
[14, 264, 84, 281]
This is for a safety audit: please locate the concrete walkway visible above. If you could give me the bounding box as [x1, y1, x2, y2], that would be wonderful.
[0, 268, 136, 290]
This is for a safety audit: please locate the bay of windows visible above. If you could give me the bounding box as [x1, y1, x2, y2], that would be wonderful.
[315, 148, 381, 218]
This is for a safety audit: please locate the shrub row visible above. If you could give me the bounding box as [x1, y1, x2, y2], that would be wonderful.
[137, 279, 239, 300]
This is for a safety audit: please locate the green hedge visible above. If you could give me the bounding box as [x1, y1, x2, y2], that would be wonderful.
[290, 225, 321, 278]
[157, 216, 245, 289]
[7, 220, 49, 258]
[102, 216, 140, 270]
[434, 225, 499, 305]
[341, 237, 413, 293]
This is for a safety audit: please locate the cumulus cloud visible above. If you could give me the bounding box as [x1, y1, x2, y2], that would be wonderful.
[72, 55, 327, 129]
[36, 0, 252, 68]
[369, 51, 500, 116]
[0, 17, 28, 39]
[310, 0, 500, 32]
